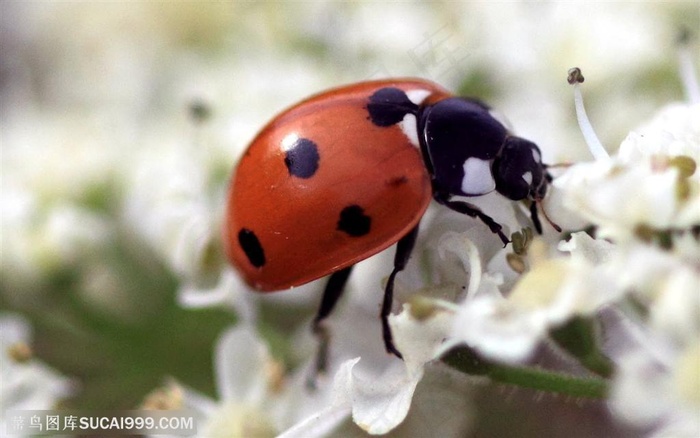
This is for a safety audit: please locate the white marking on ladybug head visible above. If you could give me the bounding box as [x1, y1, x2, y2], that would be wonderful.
[461, 157, 496, 195]
[531, 147, 541, 163]
[406, 89, 431, 105]
[399, 113, 420, 148]
[522, 171, 533, 185]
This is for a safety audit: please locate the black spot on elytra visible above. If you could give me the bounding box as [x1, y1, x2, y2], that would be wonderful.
[284, 137, 320, 179]
[366, 87, 419, 127]
[337, 205, 371, 237]
[238, 228, 266, 267]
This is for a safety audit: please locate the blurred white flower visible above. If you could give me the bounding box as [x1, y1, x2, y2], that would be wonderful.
[0, 314, 73, 435]
[0, 186, 112, 297]
[610, 335, 700, 437]
[603, 242, 700, 435]
[1, 113, 118, 295]
[120, 124, 261, 322]
[148, 324, 344, 438]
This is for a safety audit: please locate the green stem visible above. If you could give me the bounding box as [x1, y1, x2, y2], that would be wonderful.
[549, 316, 615, 379]
[441, 346, 609, 399]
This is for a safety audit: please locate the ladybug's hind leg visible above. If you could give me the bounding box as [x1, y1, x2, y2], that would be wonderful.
[382, 224, 420, 360]
[312, 266, 353, 376]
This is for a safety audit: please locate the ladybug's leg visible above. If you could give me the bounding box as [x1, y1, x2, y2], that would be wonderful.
[436, 194, 510, 246]
[382, 224, 420, 359]
[312, 266, 353, 375]
[529, 201, 543, 234]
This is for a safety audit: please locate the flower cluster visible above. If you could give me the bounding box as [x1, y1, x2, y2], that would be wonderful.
[558, 101, 699, 436]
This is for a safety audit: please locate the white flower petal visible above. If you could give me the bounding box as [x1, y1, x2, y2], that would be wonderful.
[0, 315, 73, 423]
[448, 290, 543, 363]
[438, 232, 482, 298]
[649, 268, 700, 347]
[351, 361, 419, 435]
[178, 268, 258, 323]
[348, 306, 452, 435]
[0, 313, 32, 346]
[179, 385, 218, 417]
[618, 103, 700, 166]
[390, 304, 452, 378]
[610, 351, 674, 427]
[557, 231, 615, 265]
[214, 325, 271, 405]
[276, 358, 358, 438]
[389, 366, 474, 437]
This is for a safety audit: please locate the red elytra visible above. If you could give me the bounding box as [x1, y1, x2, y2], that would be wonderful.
[224, 79, 451, 291]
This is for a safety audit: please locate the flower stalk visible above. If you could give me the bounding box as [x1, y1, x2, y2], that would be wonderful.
[441, 346, 609, 399]
[549, 316, 614, 379]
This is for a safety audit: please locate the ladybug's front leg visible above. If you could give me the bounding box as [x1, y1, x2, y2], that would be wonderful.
[435, 193, 510, 246]
[381, 225, 420, 360]
[529, 200, 543, 234]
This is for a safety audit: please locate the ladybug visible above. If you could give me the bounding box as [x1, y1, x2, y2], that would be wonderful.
[224, 78, 552, 365]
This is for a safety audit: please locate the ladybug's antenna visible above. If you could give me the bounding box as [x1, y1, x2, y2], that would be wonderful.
[529, 170, 560, 233]
[567, 67, 610, 162]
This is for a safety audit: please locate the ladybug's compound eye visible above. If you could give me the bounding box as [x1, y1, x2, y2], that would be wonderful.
[493, 137, 547, 201]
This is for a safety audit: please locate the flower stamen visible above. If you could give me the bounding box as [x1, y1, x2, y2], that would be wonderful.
[567, 67, 610, 161]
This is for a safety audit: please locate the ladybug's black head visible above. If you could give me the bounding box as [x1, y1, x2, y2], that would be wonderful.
[492, 136, 548, 202]
[418, 96, 556, 237]
[419, 96, 550, 203]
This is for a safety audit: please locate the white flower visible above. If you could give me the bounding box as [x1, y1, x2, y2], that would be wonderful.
[0, 314, 73, 435]
[617, 103, 700, 164]
[552, 85, 700, 434]
[279, 303, 464, 437]
[146, 324, 351, 438]
[441, 231, 618, 364]
[552, 103, 699, 242]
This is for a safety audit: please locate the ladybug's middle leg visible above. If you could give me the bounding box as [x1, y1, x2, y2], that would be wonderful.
[381, 224, 420, 360]
[312, 266, 353, 375]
